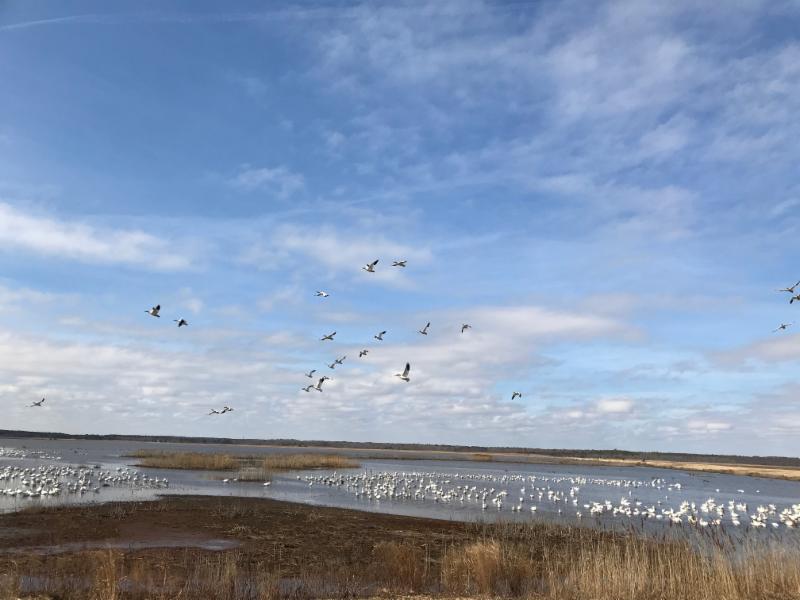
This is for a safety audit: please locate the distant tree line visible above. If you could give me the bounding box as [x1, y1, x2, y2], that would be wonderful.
[1, 429, 798, 467]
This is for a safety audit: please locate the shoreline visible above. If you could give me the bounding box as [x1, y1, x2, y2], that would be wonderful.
[6, 434, 800, 482]
[1, 495, 797, 600]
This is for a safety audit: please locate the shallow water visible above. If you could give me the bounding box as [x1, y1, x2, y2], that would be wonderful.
[2, 438, 799, 538]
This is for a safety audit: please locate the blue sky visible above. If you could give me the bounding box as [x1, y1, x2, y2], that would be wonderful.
[1, 0, 799, 454]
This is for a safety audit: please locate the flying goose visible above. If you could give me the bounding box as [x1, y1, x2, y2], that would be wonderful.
[773, 323, 794, 332]
[778, 281, 800, 294]
[362, 259, 379, 273]
[374, 330, 386, 341]
[30, 398, 45, 407]
[327, 361, 337, 369]
[174, 318, 188, 327]
[395, 362, 411, 382]
[208, 408, 220, 415]
[334, 355, 346, 365]
[359, 349, 369, 357]
[511, 392, 522, 400]
[302, 385, 314, 392]
[461, 324, 472, 333]
[305, 369, 316, 378]
[392, 260, 407, 267]
[418, 322, 430, 335]
[321, 331, 337, 341]
[315, 291, 330, 297]
[145, 304, 161, 318]
[791, 294, 800, 305]
[221, 406, 234, 413]
[314, 376, 330, 392]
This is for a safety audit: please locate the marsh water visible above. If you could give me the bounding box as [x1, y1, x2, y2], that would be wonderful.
[2, 438, 799, 538]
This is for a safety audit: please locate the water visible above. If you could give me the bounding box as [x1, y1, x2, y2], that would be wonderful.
[2, 438, 799, 537]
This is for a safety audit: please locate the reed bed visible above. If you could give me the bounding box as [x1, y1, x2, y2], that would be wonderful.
[470, 452, 494, 462]
[4, 520, 800, 599]
[258, 453, 359, 470]
[128, 450, 359, 475]
[127, 450, 240, 470]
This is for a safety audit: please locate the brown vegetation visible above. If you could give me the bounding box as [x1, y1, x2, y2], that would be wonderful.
[2, 496, 800, 599]
[470, 452, 494, 462]
[127, 450, 241, 470]
[127, 450, 358, 474]
[259, 453, 359, 471]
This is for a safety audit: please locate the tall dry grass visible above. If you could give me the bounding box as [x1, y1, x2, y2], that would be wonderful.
[4, 520, 800, 599]
[259, 453, 358, 470]
[127, 450, 358, 473]
[471, 452, 494, 462]
[128, 450, 240, 470]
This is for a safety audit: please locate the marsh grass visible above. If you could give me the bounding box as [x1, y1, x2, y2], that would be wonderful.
[259, 453, 359, 470]
[470, 452, 494, 462]
[6, 519, 800, 599]
[127, 450, 240, 470]
[127, 450, 358, 474]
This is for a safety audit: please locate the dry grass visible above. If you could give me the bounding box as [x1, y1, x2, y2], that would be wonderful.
[128, 450, 240, 470]
[4, 500, 800, 600]
[259, 453, 359, 470]
[127, 450, 358, 473]
[471, 452, 494, 462]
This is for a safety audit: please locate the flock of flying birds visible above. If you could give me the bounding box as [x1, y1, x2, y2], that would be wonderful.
[24, 270, 800, 415]
[300, 258, 502, 396]
[774, 279, 800, 332]
[26, 258, 521, 415]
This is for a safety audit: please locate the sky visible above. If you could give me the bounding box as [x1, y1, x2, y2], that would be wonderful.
[0, 0, 799, 455]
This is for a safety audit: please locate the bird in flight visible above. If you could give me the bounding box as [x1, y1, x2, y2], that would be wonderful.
[374, 330, 386, 341]
[314, 376, 330, 392]
[461, 324, 472, 333]
[302, 385, 314, 392]
[778, 281, 800, 294]
[392, 260, 407, 267]
[315, 291, 330, 297]
[208, 408, 220, 415]
[30, 398, 45, 407]
[327, 361, 337, 370]
[395, 362, 411, 382]
[334, 355, 346, 365]
[511, 392, 522, 400]
[359, 349, 369, 358]
[418, 322, 430, 335]
[321, 331, 337, 341]
[145, 304, 161, 318]
[791, 294, 800, 305]
[174, 318, 188, 327]
[362, 259, 379, 273]
[305, 369, 316, 378]
[221, 406, 234, 414]
[774, 323, 795, 332]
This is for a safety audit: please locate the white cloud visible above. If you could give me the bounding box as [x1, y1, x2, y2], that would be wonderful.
[0, 202, 189, 270]
[596, 397, 635, 414]
[230, 165, 305, 199]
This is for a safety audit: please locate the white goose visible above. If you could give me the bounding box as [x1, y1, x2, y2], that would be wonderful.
[145, 304, 161, 318]
[362, 259, 379, 273]
[395, 362, 411, 382]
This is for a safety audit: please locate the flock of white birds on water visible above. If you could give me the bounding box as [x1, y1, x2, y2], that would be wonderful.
[0, 447, 168, 502]
[295, 469, 800, 530]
